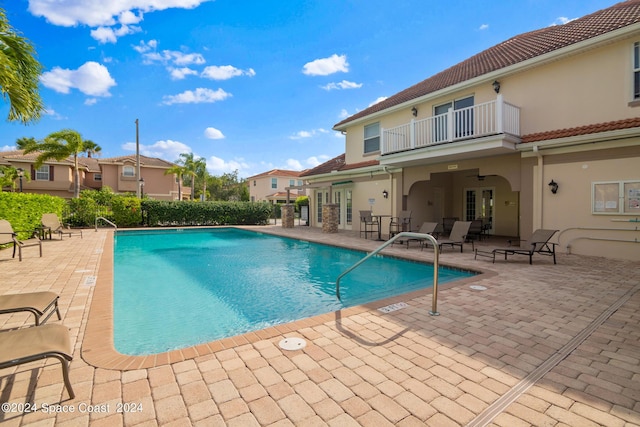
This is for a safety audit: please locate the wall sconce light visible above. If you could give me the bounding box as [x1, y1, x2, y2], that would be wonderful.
[492, 80, 500, 94]
[16, 167, 24, 193]
[382, 190, 389, 199]
[548, 179, 558, 194]
[411, 106, 418, 117]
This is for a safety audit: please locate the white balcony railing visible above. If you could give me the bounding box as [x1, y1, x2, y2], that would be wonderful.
[381, 94, 520, 155]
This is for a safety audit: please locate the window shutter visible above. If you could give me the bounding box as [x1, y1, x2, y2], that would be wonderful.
[50, 165, 54, 181]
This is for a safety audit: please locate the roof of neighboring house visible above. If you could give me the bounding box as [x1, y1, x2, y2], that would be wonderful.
[246, 169, 307, 180]
[334, 0, 640, 129]
[98, 155, 176, 168]
[300, 154, 380, 177]
[266, 191, 303, 199]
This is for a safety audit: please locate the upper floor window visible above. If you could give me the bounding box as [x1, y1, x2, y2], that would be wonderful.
[271, 178, 277, 189]
[253, 180, 256, 186]
[94, 173, 102, 182]
[289, 179, 295, 187]
[364, 122, 380, 154]
[634, 42, 640, 99]
[123, 166, 135, 177]
[35, 165, 50, 181]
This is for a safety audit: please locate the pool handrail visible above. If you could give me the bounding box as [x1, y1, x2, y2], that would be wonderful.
[95, 217, 117, 231]
[336, 232, 440, 316]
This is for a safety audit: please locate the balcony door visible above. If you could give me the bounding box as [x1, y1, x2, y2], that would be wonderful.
[464, 187, 494, 234]
[434, 95, 474, 142]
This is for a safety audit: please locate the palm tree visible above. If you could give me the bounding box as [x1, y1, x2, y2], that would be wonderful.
[82, 140, 102, 158]
[23, 129, 85, 198]
[15, 137, 37, 150]
[164, 164, 186, 200]
[194, 157, 208, 201]
[0, 8, 44, 123]
[173, 152, 199, 201]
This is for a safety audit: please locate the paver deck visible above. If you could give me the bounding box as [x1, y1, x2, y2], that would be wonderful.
[0, 225, 638, 426]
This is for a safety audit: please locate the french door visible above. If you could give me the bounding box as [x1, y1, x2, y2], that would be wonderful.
[464, 187, 494, 234]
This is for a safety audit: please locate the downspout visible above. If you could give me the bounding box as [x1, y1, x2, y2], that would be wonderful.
[533, 145, 543, 229]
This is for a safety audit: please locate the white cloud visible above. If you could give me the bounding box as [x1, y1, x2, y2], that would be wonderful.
[338, 109, 349, 119]
[303, 54, 349, 76]
[1, 145, 15, 151]
[91, 24, 141, 43]
[84, 98, 98, 106]
[207, 155, 249, 174]
[139, 47, 206, 66]
[321, 80, 362, 91]
[133, 39, 157, 53]
[306, 155, 330, 167]
[43, 108, 65, 120]
[369, 96, 387, 107]
[169, 67, 198, 80]
[201, 65, 256, 80]
[550, 16, 576, 26]
[204, 127, 225, 139]
[285, 159, 303, 170]
[162, 88, 231, 105]
[289, 128, 329, 140]
[479, 24, 489, 30]
[122, 139, 192, 161]
[28, 0, 210, 42]
[40, 61, 116, 96]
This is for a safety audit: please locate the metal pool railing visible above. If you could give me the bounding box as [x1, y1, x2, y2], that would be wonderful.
[335, 232, 441, 315]
[95, 217, 117, 231]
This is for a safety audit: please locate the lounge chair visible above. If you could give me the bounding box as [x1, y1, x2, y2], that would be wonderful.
[0, 219, 42, 261]
[389, 210, 412, 238]
[41, 213, 83, 240]
[0, 323, 75, 399]
[359, 210, 379, 239]
[474, 229, 559, 264]
[0, 292, 61, 326]
[423, 221, 472, 253]
[393, 222, 438, 248]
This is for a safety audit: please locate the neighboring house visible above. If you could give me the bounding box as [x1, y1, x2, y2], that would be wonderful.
[0, 151, 188, 200]
[302, 0, 640, 261]
[247, 169, 307, 203]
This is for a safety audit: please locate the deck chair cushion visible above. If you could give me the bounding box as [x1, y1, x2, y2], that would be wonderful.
[0, 324, 74, 399]
[0, 292, 61, 326]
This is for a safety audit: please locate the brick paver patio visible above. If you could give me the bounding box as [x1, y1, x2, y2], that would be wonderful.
[0, 225, 638, 426]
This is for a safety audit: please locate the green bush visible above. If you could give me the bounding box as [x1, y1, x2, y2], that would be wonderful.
[0, 192, 66, 239]
[142, 200, 272, 226]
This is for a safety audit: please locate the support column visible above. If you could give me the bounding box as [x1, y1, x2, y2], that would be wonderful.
[322, 204, 339, 233]
[281, 204, 295, 228]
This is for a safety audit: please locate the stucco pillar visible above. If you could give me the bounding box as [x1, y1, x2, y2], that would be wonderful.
[322, 204, 339, 233]
[281, 204, 295, 228]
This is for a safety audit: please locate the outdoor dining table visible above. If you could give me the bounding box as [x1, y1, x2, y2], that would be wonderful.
[371, 214, 392, 241]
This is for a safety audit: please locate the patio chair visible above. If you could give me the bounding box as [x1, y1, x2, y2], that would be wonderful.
[474, 229, 559, 264]
[466, 219, 484, 244]
[0, 323, 75, 399]
[0, 219, 42, 262]
[359, 210, 378, 239]
[442, 217, 459, 235]
[0, 292, 61, 326]
[393, 222, 438, 248]
[389, 210, 412, 238]
[423, 221, 472, 253]
[41, 213, 83, 240]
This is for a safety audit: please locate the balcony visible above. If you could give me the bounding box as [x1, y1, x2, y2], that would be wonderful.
[381, 95, 521, 156]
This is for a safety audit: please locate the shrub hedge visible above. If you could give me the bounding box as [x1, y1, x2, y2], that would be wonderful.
[142, 200, 273, 226]
[0, 192, 66, 239]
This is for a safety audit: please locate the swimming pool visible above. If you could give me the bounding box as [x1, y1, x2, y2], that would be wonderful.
[113, 228, 475, 355]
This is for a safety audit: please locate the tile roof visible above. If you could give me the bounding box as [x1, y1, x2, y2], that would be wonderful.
[98, 155, 176, 168]
[246, 169, 306, 179]
[300, 153, 380, 177]
[334, 0, 640, 129]
[521, 117, 640, 143]
[0, 151, 175, 170]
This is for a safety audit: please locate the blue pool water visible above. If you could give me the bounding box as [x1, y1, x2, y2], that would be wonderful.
[113, 228, 475, 355]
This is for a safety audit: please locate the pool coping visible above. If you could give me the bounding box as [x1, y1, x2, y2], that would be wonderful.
[81, 227, 489, 370]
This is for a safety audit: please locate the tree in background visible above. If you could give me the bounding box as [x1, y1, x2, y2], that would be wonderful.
[16, 136, 37, 150]
[194, 157, 208, 201]
[0, 8, 44, 123]
[0, 165, 30, 191]
[23, 129, 85, 198]
[208, 170, 249, 201]
[82, 140, 102, 157]
[164, 163, 186, 200]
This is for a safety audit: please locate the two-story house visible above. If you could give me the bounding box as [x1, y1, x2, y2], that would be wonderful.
[247, 169, 307, 203]
[0, 151, 188, 200]
[302, 0, 640, 261]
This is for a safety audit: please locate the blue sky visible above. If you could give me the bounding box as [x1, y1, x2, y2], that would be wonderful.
[1, 0, 616, 178]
